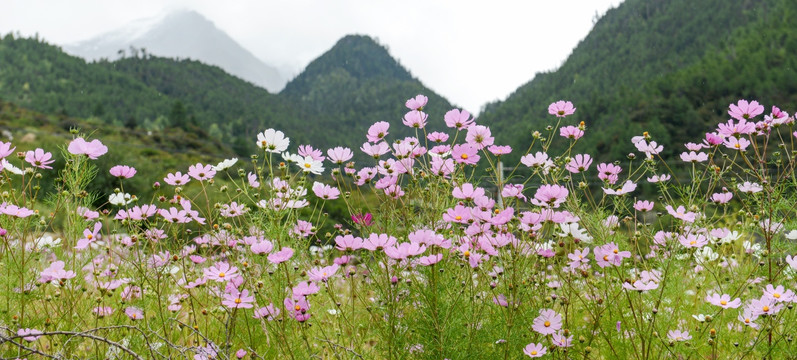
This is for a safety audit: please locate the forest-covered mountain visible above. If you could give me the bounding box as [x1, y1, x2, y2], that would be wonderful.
[478, 0, 797, 163]
[0, 33, 451, 156]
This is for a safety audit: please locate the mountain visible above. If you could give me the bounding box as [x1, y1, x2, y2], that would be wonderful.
[478, 0, 795, 164]
[282, 34, 457, 147]
[63, 10, 287, 92]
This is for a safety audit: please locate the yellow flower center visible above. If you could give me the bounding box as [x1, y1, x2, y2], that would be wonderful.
[494, 209, 500, 214]
[464, 251, 470, 257]
[323, 272, 327, 277]
[544, 321, 551, 327]
[603, 255, 609, 261]
[531, 350, 538, 355]
[234, 298, 241, 304]
[304, 163, 312, 168]
[745, 318, 751, 323]
[763, 306, 770, 312]
[461, 154, 469, 160]
[295, 305, 301, 311]
[218, 272, 226, 278]
[87, 234, 93, 240]
[720, 300, 727, 305]
[690, 241, 696, 245]
[455, 216, 462, 221]
[774, 293, 781, 298]
[613, 249, 619, 254]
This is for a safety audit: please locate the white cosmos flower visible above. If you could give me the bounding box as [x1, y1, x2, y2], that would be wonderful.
[212, 158, 238, 171]
[785, 230, 797, 240]
[297, 156, 324, 175]
[2, 159, 24, 175]
[694, 246, 718, 264]
[719, 231, 741, 244]
[557, 222, 593, 243]
[256, 129, 290, 153]
[33, 235, 62, 250]
[109, 193, 133, 206]
[692, 314, 708, 322]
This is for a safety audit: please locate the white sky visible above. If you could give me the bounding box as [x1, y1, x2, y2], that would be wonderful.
[2, 0, 621, 113]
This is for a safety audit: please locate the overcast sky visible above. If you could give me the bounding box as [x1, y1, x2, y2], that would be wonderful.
[2, 0, 621, 113]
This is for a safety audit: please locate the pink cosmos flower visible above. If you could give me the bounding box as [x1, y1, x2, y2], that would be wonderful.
[327, 147, 354, 163]
[75, 222, 102, 249]
[596, 163, 622, 184]
[363, 233, 397, 251]
[667, 330, 691, 341]
[634, 200, 654, 212]
[487, 145, 512, 156]
[723, 136, 750, 151]
[405, 94, 428, 110]
[292, 281, 320, 297]
[685, 142, 706, 151]
[763, 284, 794, 302]
[159, 207, 190, 223]
[17, 328, 43, 342]
[559, 126, 583, 140]
[647, 174, 671, 183]
[567, 248, 590, 269]
[678, 234, 707, 248]
[680, 151, 708, 162]
[623, 280, 658, 291]
[409, 229, 450, 248]
[418, 254, 443, 266]
[705, 293, 741, 309]
[164, 171, 190, 186]
[704, 132, 724, 146]
[738, 308, 760, 329]
[750, 296, 783, 316]
[502, 184, 526, 201]
[548, 100, 576, 117]
[284, 296, 311, 322]
[523, 343, 546, 358]
[366, 121, 390, 143]
[204, 262, 239, 282]
[430, 156, 455, 177]
[444, 109, 474, 130]
[403, 110, 428, 128]
[452, 183, 485, 201]
[594, 242, 631, 267]
[729, 99, 765, 120]
[268, 247, 294, 264]
[125, 306, 144, 320]
[220, 202, 247, 217]
[223, 288, 255, 309]
[298, 145, 325, 161]
[312, 182, 340, 200]
[552, 331, 573, 348]
[236, 349, 247, 359]
[187, 163, 216, 181]
[292, 220, 316, 238]
[451, 143, 480, 165]
[465, 125, 494, 149]
[532, 309, 562, 335]
[635, 140, 664, 158]
[665, 205, 697, 223]
[39, 261, 76, 283]
[92, 306, 114, 317]
[443, 205, 472, 224]
[738, 181, 763, 193]
[712, 192, 733, 204]
[24, 148, 54, 169]
[109, 165, 136, 179]
[251, 240, 274, 255]
[384, 242, 426, 260]
[0, 203, 34, 218]
[361, 141, 390, 158]
[565, 154, 592, 173]
[0, 142, 16, 159]
[68, 138, 108, 159]
[717, 118, 756, 137]
[335, 235, 364, 251]
[427, 132, 449, 143]
[308, 264, 339, 282]
[253, 304, 281, 320]
[531, 184, 568, 208]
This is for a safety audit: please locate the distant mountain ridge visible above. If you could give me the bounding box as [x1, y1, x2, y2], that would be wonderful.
[63, 10, 287, 92]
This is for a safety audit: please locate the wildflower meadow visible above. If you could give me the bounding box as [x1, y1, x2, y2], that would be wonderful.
[2, 95, 797, 359]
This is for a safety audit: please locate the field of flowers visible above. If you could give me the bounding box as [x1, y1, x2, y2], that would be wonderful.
[1, 95, 797, 359]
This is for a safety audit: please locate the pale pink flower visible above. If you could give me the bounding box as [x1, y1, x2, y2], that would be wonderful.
[532, 309, 561, 335]
[523, 343, 546, 358]
[723, 136, 750, 151]
[17, 328, 43, 342]
[728, 99, 764, 120]
[603, 180, 637, 196]
[666, 205, 696, 223]
[667, 330, 692, 341]
[559, 125, 584, 140]
[680, 151, 708, 162]
[327, 147, 353, 163]
[444, 109, 474, 130]
[125, 306, 144, 320]
[268, 247, 294, 264]
[405, 94, 428, 110]
[705, 293, 741, 309]
[634, 200, 654, 212]
[451, 144, 480, 165]
[465, 125, 494, 149]
[565, 154, 592, 173]
[68, 138, 108, 159]
[109, 165, 136, 179]
[548, 100, 576, 117]
[164, 171, 190, 186]
[203, 262, 239, 282]
[24, 148, 54, 169]
[366, 122, 390, 143]
[187, 163, 216, 181]
[403, 110, 428, 128]
[222, 288, 255, 309]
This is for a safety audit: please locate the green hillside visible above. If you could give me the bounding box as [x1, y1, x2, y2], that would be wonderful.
[479, 0, 796, 163]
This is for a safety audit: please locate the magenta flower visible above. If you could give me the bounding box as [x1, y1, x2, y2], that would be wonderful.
[75, 222, 102, 250]
[444, 109, 474, 130]
[236, 349, 247, 359]
[164, 171, 190, 186]
[187, 163, 216, 181]
[532, 309, 562, 335]
[705, 293, 741, 309]
[308, 264, 339, 282]
[565, 154, 593, 173]
[223, 288, 255, 309]
[405, 94, 428, 110]
[352, 213, 373, 226]
[729, 99, 765, 120]
[451, 143, 480, 165]
[109, 165, 137, 179]
[523, 343, 546, 358]
[17, 328, 43, 342]
[68, 138, 108, 159]
[203, 262, 239, 282]
[24, 148, 54, 169]
[717, 118, 756, 137]
[327, 147, 353, 164]
[125, 306, 144, 320]
[531, 184, 568, 208]
[559, 125, 584, 140]
[403, 110, 428, 129]
[335, 235, 364, 251]
[268, 247, 294, 264]
[548, 100, 576, 117]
